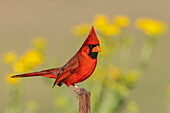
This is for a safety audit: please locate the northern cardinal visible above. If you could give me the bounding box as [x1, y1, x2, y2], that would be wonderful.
[11, 26, 101, 94]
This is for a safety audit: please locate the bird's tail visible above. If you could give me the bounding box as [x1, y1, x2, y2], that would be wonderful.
[11, 68, 62, 79]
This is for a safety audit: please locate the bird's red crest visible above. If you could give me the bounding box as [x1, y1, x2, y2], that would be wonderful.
[82, 26, 99, 46]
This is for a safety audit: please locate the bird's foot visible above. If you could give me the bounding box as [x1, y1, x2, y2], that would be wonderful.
[69, 85, 89, 99]
[76, 88, 89, 99]
[69, 85, 79, 94]
[78, 88, 88, 94]
[74, 85, 81, 91]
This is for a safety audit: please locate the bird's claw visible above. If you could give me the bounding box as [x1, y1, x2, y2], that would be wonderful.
[69, 85, 89, 99]
[75, 88, 89, 99]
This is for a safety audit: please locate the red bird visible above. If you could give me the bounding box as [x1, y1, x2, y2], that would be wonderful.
[11, 26, 101, 94]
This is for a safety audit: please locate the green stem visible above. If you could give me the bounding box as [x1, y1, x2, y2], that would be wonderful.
[138, 37, 157, 73]
[9, 86, 21, 113]
[118, 29, 132, 71]
[119, 45, 131, 70]
[110, 92, 126, 113]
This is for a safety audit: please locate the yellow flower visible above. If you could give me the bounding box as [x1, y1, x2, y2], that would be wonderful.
[14, 50, 43, 72]
[32, 37, 47, 51]
[5, 73, 19, 85]
[94, 14, 109, 30]
[14, 61, 26, 72]
[3, 51, 17, 64]
[100, 24, 120, 36]
[23, 50, 43, 65]
[113, 15, 130, 28]
[125, 70, 138, 88]
[135, 18, 166, 36]
[117, 84, 129, 97]
[73, 24, 91, 37]
[94, 14, 120, 36]
[109, 66, 121, 81]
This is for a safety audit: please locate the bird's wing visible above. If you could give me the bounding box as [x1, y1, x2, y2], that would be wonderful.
[52, 55, 79, 87]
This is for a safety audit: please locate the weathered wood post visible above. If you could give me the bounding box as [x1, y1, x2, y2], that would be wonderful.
[79, 88, 91, 113]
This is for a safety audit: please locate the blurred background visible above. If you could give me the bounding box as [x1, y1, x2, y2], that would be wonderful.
[1, 0, 170, 113]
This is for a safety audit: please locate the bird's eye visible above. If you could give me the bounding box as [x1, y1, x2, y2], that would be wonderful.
[88, 44, 93, 49]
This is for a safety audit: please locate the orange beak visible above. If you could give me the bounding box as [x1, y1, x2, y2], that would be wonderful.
[92, 45, 101, 52]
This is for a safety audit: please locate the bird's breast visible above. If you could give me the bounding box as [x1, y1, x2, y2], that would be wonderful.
[76, 58, 97, 81]
[79, 60, 96, 74]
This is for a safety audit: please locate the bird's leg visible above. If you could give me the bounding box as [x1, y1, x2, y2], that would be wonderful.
[72, 84, 81, 91]
[72, 84, 88, 95]
[69, 85, 80, 99]
[70, 85, 88, 99]
[69, 85, 79, 94]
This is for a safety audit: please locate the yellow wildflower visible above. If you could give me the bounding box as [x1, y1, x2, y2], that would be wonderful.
[94, 14, 120, 36]
[135, 18, 166, 36]
[125, 70, 138, 88]
[14, 61, 26, 72]
[5, 73, 19, 85]
[100, 24, 120, 36]
[113, 15, 130, 28]
[73, 24, 91, 37]
[109, 66, 121, 81]
[14, 50, 43, 72]
[94, 14, 109, 30]
[3, 51, 17, 64]
[117, 84, 129, 97]
[32, 37, 47, 51]
[105, 66, 120, 91]
[23, 50, 43, 65]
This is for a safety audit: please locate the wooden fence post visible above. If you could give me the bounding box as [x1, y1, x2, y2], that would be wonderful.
[79, 88, 91, 113]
